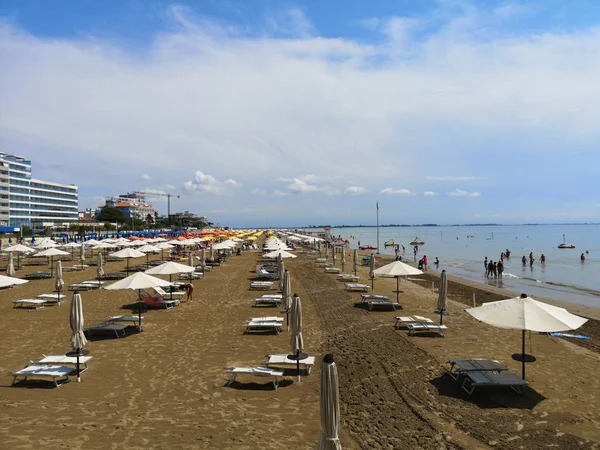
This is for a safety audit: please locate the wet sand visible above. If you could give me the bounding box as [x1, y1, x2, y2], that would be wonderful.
[0, 246, 599, 449]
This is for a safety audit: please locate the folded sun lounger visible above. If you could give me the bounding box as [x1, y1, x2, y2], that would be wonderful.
[446, 359, 508, 381]
[224, 367, 284, 390]
[394, 315, 434, 328]
[361, 294, 389, 303]
[264, 354, 316, 374]
[247, 316, 284, 323]
[254, 297, 282, 307]
[367, 300, 400, 311]
[461, 371, 528, 395]
[407, 323, 447, 336]
[12, 364, 74, 388]
[250, 281, 273, 290]
[324, 267, 342, 274]
[337, 274, 359, 282]
[344, 283, 370, 292]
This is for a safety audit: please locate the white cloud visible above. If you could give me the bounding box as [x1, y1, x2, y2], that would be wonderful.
[447, 189, 481, 197]
[141, 173, 151, 180]
[288, 178, 318, 194]
[424, 191, 436, 196]
[380, 188, 412, 195]
[183, 171, 240, 196]
[345, 186, 367, 195]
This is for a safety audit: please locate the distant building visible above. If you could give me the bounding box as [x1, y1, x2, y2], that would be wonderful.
[170, 211, 208, 225]
[0, 153, 78, 232]
[101, 192, 157, 220]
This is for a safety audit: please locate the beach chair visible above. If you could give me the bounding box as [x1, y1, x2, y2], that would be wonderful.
[337, 274, 359, 282]
[84, 322, 129, 338]
[361, 294, 389, 302]
[255, 266, 278, 280]
[37, 293, 66, 305]
[264, 354, 316, 375]
[224, 367, 284, 390]
[142, 295, 179, 309]
[367, 300, 400, 311]
[246, 316, 284, 323]
[461, 371, 528, 395]
[394, 315, 434, 329]
[13, 299, 47, 309]
[12, 364, 74, 388]
[154, 286, 186, 300]
[25, 271, 52, 280]
[68, 281, 102, 291]
[344, 283, 370, 292]
[179, 272, 204, 280]
[407, 323, 447, 337]
[446, 359, 508, 381]
[250, 281, 273, 290]
[34, 354, 94, 372]
[324, 267, 341, 274]
[107, 314, 144, 327]
[254, 296, 282, 307]
[102, 271, 127, 280]
[244, 321, 282, 334]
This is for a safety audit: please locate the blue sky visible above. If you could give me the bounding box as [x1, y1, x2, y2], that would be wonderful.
[1, 0, 600, 227]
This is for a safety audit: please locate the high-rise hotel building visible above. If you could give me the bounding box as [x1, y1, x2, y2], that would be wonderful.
[0, 153, 78, 232]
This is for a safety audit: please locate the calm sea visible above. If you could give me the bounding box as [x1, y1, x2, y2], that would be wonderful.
[304, 224, 600, 309]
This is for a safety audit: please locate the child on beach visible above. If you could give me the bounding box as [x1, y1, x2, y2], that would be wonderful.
[183, 283, 194, 301]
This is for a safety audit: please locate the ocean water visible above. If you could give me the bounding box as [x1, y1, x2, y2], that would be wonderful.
[305, 224, 600, 309]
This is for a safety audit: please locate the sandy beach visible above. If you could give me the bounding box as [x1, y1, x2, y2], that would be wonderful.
[1, 244, 599, 449]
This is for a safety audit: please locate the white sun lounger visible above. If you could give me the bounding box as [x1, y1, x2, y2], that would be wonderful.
[407, 323, 447, 336]
[264, 354, 316, 374]
[37, 293, 66, 305]
[367, 300, 400, 311]
[315, 258, 327, 263]
[13, 299, 47, 309]
[394, 316, 434, 329]
[12, 365, 74, 388]
[34, 354, 94, 372]
[250, 281, 273, 290]
[345, 283, 370, 292]
[337, 274, 359, 282]
[107, 315, 144, 326]
[246, 316, 284, 323]
[225, 367, 284, 390]
[461, 371, 528, 395]
[254, 297, 282, 307]
[245, 321, 282, 334]
[154, 286, 186, 299]
[361, 294, 389, 302]
[179, 272, 204, 280]
[324, 267, 341, 274]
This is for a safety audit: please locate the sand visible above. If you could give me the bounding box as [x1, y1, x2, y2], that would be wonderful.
[0, 245, 599, 449]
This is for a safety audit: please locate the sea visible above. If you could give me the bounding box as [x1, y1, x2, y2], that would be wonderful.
[302, 224, 600, 309]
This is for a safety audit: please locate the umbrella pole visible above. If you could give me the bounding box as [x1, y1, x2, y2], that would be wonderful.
[170, 274, 173, 301]
[76, 347, 80, 382]
[522, 329, 526, 380]
[50, 256, 53, 277]
[297, 350, 301, 383]
[396, 277, 399, 304]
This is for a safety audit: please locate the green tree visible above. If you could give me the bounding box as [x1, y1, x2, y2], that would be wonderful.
[103, 222, 115, 231]
[97, 207, 127, 223]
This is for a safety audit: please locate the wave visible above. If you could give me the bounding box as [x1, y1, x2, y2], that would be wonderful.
[503, 272, 520, 279]
[544, 281, 600, 298]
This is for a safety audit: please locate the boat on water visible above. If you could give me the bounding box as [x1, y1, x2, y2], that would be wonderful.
[409, 236, 425, 246]
[384, 239, 396, 247]
[558, 234, 575, 249]
[359, 245, 377, 251]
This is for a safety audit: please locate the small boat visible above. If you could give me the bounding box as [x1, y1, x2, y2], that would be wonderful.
[558, 234, 575, 249]
[359, 245, 377, 250]
[384, 239, 396, 247]
[409, 236, 425, 245]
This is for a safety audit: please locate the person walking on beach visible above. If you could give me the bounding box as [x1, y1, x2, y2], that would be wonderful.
[497, 260, 504, 279]
[183, 283, 194, 302]
[484, 257, 488, 277]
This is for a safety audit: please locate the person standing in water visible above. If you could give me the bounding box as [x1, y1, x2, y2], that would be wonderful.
[581, 253, 586, 262]
[540, 254, 546, 264]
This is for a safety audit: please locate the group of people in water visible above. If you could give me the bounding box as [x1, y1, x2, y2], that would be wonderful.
[485, 248, 590, 279]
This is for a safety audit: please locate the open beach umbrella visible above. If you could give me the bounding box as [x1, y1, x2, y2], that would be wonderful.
[7, 252, 15, 277]
[290, 294, 305, 383]
[35, 248, 69, 277]
[437, 270, 448, 324]
[104, 272, 172, 331]
[369, 254, 375, 289]
[373, 260, 423, 303]
[146, 261, 195, 300]
[55, 260, 65, 301]
[341, 248, 346, 272]
[97, 252, 104, 281]
[265, 249, 297, 259]
[69, 291, 87, 383]
[466, 293, 588, 379]
[4, 243, 34, 269]
[318, 353, 342, 450]
[137, 244, 160, 268]
[109, 248, 145, 273]
[155, 242, 174, 261]
[353, 249, 358, 276]
[0, 274, 29, 288]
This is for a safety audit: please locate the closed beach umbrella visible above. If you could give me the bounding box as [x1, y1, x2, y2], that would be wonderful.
[466, 293, 588, 379]
[7, 252, 15, 277]
[325, 244, 329, 260]
[55, 260, 65, 301]
[290, 294, 305, 382]
[277, 255, 284, 291]
[353, 249, 358, 276]
[97, 252, 104, 281]
[199, 248, 206, 268]
[369, 253, 375, 289]
[282, 270, 292, 329]
[187, 251, 195, 282]
[437, 270, 448, 324]
[341, 248, 346, 272]
[318, 353, 342, 450]
[332, 246, 336, 266]
[69, 292, 87, 382]
[80, 243, 86, 263]
[209, 245, 214, 262]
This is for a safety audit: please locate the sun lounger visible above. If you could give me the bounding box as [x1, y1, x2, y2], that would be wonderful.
[179, 272, 204, 280]
[394, 315, 434, 328]
[264, 354, 316, 374]
[250, 281, 273, 290]
[34, 354, 94, 372]
[68, 281, 104, 291]
[344, 283, 370, 292]
[13, 299, 47, 309]
[84, 322, 128, 338]
[337, 274, 359, 282]
[254, 297, 282, 307]
[224, 367, 284, 390]
[102, 271, 127, 279]
[245, 321, 282, 334]
[142, 295, 179, 309]
[367, 300, 400, 311]
[25, 271, 52, 280]
[37, 293, 66, 305]
[71, 264, 89, 271]
[361, 294, 389, 302]
[107, 314, 144, 326]
[315, 258, 327, 263]
[446, 359, 508, 381]
[12, 365, 74, 388]
[246, 316, 284, 323]
[255, 267, 278, 280]
[154, 286, 186, 300]
[461, 371, 528, 395]
[407, 323, 447, 336]
[324, 267, 341, 274]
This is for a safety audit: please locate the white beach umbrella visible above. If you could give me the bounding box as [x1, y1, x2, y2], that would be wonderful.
[56, 260, 65, 300]
[80, 243, 86, 263]
[277, 255, 285, 292]
[146, 261, 195, 299]
[373, 260, 423, 303]
[325, 244, 329, 260]
[36, 240, 58, 249]
[187, 251, 195, 282]
[284, 270, 292, 312]
[4, 244, 34, 268]
[265, 250, 297, 259]
[466, 293, 588, 379]
[97, 252, 104, 280]
[69, 291, 87, 382]
[83, 239, 101, 247]
[35, 248, 69, 277]
[437, 270, 448, 324]
[109, 248, 145, 273]
[199, 248, 206, 268]
[353, 249, 358, 276]
[93, 241, 116, 250]
[290, 294, 305, 383]
[155, 242, 174, 261]
[7, 252, 15, 277]
[137, 244, 160, 267]
[318, 354, 342, 450]
[0, 274, 29, 288]
[209, 245, 215, 261]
